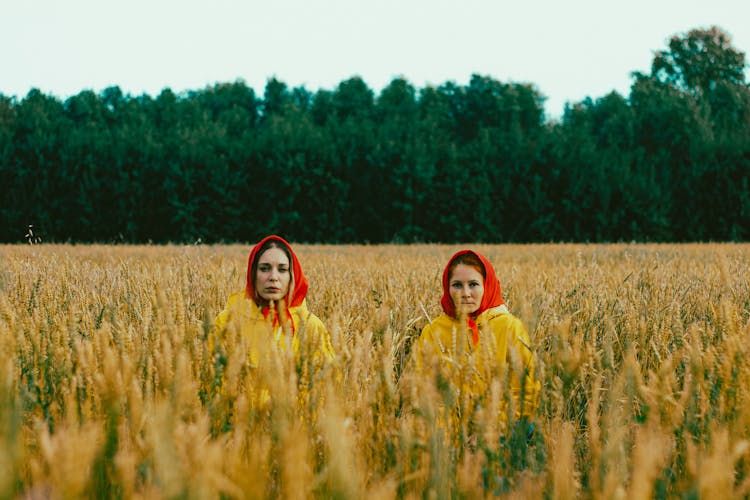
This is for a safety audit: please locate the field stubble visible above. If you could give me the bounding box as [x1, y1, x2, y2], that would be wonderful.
[1, 243, 749, 498]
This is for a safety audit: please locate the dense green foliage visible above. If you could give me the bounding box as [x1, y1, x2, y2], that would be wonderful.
[1, 26, 748, 243]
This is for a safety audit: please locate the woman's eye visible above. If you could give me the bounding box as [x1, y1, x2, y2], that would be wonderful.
[259, 265, 270, 271]
[279, 267, 289, 273]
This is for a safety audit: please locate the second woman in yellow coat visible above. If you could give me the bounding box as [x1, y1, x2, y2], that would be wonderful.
[415, 249, 540, 431]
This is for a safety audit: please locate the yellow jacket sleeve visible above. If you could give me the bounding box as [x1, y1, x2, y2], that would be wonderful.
[208, 292, 242, 353]
[502, 315, 541, 420]
[414, 322, 439, 373]
[298, 312, 335, 362]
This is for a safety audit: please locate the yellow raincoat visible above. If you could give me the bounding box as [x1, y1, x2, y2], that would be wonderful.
[206, 235, 334, 407]
[211, 291, 334, 367]
[417, 304, 540, 423]
[413, 249, 540, 431]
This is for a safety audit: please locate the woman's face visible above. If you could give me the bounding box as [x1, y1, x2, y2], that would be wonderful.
[255, 247, 291, 302]
[449, 263, 485, 315]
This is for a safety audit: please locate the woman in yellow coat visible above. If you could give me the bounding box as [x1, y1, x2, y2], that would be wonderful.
[209, 235, 334, 404]
[416, 249, 540, 433]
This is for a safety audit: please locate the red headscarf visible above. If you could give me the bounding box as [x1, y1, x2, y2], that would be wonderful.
[440, 250, 506, 345]
[245, 235, 309, 332]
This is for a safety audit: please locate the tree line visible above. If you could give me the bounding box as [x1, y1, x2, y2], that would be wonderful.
[1, 26, 748, 244]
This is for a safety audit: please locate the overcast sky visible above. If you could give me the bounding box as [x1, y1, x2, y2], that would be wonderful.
[3, 0, 749, 119]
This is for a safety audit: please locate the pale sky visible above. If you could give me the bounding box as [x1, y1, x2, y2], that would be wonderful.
[3, 0, 749, 119]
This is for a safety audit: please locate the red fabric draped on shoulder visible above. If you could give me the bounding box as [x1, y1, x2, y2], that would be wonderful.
[440, 249, 505, 319]
[245, 235, 309, 308]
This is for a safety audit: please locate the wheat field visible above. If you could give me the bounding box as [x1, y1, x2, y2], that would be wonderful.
[1, 243, 749, 499]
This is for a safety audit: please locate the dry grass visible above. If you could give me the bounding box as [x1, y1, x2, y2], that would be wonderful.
[1, 242, 749, 498]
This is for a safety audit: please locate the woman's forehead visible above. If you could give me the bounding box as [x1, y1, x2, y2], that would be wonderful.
[258, 247, 290, 264]
[450, 263, 483, 281]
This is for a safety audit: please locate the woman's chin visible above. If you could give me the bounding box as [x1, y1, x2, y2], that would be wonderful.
[259, 293, 285, 302]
